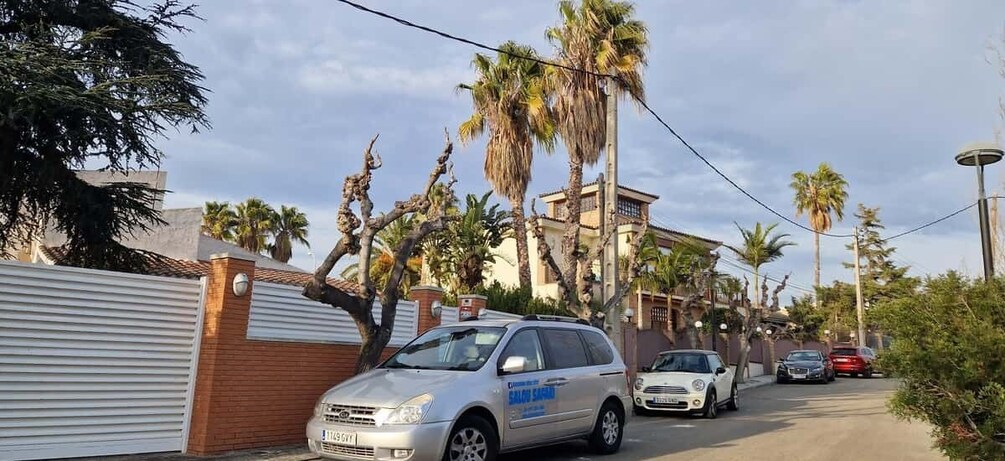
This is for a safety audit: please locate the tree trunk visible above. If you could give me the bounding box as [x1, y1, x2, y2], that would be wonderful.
[355, 326, 391, 374]
[562, 155, 585, 310]
[736, 332, 751, 384]
[814, 231, 821, 306]
[510, 198, 532, 290]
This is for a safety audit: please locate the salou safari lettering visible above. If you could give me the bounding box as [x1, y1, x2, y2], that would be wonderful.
[507, 379, 556, 418]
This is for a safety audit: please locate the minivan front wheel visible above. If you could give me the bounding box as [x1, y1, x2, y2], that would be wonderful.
[588, 401, 624, 454]
[444, 415, 497, 461]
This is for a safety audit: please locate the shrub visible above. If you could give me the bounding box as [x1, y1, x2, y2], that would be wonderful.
[873, 273, 1005, 460]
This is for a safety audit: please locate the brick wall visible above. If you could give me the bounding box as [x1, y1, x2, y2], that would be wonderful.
[186, 255, 399, 455]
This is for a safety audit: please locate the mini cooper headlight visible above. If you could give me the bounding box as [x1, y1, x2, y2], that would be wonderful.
[692, 379, 706, 392]
[634, 378, 644, 391]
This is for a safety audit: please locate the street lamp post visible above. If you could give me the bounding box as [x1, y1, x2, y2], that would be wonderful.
[955, 142, 1004, 281]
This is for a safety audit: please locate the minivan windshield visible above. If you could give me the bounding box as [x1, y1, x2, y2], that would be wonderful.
[382, 326, 506, 371]
[650, 353, 710, 373]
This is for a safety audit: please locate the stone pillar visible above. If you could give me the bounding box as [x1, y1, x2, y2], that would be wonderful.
[410, 285, 444, 333]
[186, 254, 256, 454]
[458, 294, 488, 320]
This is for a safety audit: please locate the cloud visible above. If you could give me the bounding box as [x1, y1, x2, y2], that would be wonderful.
[297, 59, 472, 98]
[147, 0, 1005, 293]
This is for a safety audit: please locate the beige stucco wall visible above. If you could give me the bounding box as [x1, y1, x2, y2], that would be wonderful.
[486, 222, 642, 302]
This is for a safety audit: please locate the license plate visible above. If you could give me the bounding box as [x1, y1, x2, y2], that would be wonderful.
[322, 430, 357, 446]
[792, 374, 807, 379]
[653, 396, 678, 404]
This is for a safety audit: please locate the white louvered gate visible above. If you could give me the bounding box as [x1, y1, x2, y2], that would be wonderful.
[0, 261, 206, 461]
[247, 281, 418, 347]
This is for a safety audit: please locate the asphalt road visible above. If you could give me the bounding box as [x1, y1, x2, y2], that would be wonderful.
[502, 377, 944, 461]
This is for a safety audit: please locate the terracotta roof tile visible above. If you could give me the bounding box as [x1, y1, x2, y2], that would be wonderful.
[40, 246, 361, 293]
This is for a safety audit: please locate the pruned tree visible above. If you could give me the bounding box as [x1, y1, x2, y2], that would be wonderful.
[677, 251, 720, 349]
[734, 274, 789, 383]
[529, 202, 649, 322]
[302, 133, 456, 373]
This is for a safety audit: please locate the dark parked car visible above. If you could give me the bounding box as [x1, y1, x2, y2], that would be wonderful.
[777, 350, 835, 384]
[829, 346, 876, 378]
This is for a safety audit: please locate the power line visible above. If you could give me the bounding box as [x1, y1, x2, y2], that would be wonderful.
[331, 0, 853, 238]
[645, 214, 816, 293]
[881, 201, 977, 242]
[332, 0, 605, 78]
[332, 0, 985, 245]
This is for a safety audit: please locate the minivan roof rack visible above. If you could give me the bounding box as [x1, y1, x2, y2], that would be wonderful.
[522, 314, 590, 326]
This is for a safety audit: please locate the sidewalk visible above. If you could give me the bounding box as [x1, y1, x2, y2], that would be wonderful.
[79, 445, 315, 461]
[737, 373, 775, 392]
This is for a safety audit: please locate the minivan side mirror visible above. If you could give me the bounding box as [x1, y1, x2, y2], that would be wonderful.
[716, 367, 727, 375]
[499, 356, 526, 375]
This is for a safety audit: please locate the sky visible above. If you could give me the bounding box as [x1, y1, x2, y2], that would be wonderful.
[153, 0, 1005, 296]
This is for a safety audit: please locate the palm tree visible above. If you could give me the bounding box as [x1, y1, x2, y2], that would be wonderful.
[546, 0, 648, 286]
[637, 239, 708, 347]
[733, 222, 795, 308]
[451, 193, 512, 292]
[458, 41, 555, 290]
[790, 163, 849, 289]
[234, 198, 274, 254]
[268, 205, 310, 263]
[341, 215, 418, 282]
[201, 201, 237, 241]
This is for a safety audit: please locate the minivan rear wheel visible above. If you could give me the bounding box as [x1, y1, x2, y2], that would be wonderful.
[588, 401, 624, 454]
[444, 415, 497, 461]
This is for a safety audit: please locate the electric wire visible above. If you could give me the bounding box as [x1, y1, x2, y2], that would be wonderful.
[332, 0, 985, 245]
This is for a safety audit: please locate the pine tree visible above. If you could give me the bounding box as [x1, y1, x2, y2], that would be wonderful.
[844, 204, 918, 305]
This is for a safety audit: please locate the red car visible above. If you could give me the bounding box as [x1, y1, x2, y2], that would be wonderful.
[829, 346, 876, 378]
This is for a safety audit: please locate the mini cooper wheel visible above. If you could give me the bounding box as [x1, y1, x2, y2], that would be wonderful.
[444, 415, 497, 461]
[703, 390, 718, 419]
[589, 401, 624, 454]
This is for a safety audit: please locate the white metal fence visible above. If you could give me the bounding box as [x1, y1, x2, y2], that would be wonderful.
[0, 261, 206, 461]
[247, 282, 418, 347]
[438, 306, 521, 327]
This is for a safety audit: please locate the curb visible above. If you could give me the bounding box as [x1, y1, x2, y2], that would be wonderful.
[737, 377, 775, 392]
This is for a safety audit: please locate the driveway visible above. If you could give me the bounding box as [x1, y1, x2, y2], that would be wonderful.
[503, 377, 943, 461]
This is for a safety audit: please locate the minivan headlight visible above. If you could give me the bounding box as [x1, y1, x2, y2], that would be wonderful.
[692, 379, 706, 392]
[381, 394, 433, 426]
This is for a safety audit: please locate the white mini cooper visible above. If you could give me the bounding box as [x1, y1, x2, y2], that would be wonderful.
[632, 350, 738, 418]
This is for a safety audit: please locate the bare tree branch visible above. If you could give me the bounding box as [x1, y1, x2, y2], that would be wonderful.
[529, 199, 576, 307]
[602, 218, 650, 312]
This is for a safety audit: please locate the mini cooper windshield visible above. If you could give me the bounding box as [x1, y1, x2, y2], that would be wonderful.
[382, 326, 506, 371]
[650, 352, 711, 373]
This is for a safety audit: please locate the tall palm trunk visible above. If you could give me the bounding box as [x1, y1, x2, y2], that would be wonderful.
[814, 231, 821, 304]
[753, 268, 760, 309]
[561, 155, 585, 309]
[510, 198, 532, 289]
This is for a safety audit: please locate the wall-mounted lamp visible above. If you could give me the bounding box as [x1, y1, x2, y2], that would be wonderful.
[623, 308, 634, 320]
[232, 273, 250, 297]
[719, 323, 728, 331]
[430, 300, 443, 318]
[694, 320, 703, 329]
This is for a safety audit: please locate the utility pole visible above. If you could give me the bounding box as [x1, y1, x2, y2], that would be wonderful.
[853, 227, 866, 347]
[603, 74, 622, 355]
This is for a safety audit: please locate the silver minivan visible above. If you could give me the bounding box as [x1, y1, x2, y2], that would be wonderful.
[306, 315, 631, 461]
